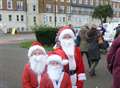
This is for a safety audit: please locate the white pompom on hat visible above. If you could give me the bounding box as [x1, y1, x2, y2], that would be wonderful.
[28, 41, 46, 58]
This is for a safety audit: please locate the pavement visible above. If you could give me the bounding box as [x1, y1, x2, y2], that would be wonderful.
[0, 33, 112, 88]
[0, 33, 36, 45]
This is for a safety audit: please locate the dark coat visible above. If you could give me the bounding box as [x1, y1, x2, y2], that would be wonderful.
[86, 29, 100, 61]
[107, 36, 120, 88]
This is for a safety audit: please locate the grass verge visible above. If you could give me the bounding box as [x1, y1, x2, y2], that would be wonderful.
[19, 40, 53, 51]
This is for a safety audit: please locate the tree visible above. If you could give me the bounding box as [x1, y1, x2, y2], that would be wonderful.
[92, 4, 113, 24]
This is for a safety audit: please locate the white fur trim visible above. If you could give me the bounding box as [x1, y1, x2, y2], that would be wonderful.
[37, 75, 41, 88]
[47, 55, 63, 65]
[78, 73, 86, 80]
[51, 72, 64, 88]
[28, 45, 46, 58]
[58, 29, 75, 41]
[62, 60, 69, 65]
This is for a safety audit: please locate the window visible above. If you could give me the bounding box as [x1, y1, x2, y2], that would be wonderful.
[72, 0, 76, 3]
[7, 0, 13, 9]
[59, 17, 62, 22]
[84, 0, 89, 5]
[0, 0, 2, 9]
[44, 16, 48, 23]
[21, 27, 24, 32]
[60, 0, 64, 2]
[49, 16, 52, 22]
[21, 15, 24, 21]
[46, 4, 52, 12]
[79, 0, 82, 4]
[8, 15, 12, 21]
[95, 0, 99, 6]
[16, 15, 19, 21]
[33, 16, 36, 24]
[90, 0, 94, 5]
[59, 6, 64, 13]
[66, 6, 71, 13]
[0, 14, 2, 21]
[112, 3, 115, 8]
[66, 0, 70, 2]
[63, 17, 65, 22]
[33, 5, 36, 11]
[16, 1, 23, 10]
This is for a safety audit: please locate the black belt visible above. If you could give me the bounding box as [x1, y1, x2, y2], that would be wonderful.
[69, 70, 76, 75]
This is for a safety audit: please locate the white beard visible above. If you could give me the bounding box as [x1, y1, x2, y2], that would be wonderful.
[61, 39, 75, 56]
[47, 65, 63, 81]
[61, 39, 76, 70]
[29, 55, 47, 75]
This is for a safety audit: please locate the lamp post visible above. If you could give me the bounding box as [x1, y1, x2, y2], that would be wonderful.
[54, 0, 57, 27]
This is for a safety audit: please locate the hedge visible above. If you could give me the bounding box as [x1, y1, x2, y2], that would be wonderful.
[32, 25, 58, 45]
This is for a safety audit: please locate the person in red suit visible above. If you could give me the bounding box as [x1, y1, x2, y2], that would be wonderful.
[22, 41, 48, 88]
[40, 53, 72, 88]
[54, 26, 86, 88]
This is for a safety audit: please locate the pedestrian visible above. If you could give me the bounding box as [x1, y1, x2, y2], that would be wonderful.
[86, 25, 101, 76]
[79, 26, 90, 68]
[40, 53, 72, 88]
[107, 31, 120, 88]
[22, 41, 48, 88]
[54, 26, 86, 88]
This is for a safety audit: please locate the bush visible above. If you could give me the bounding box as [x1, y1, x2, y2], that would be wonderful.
[32, 25, 58, 45]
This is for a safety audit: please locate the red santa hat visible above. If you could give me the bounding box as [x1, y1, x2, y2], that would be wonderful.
[58, 26, 75, 41]
[28, 41, 46, 58]
[47, 53, 63, 65]
[47, 51, 69, 65]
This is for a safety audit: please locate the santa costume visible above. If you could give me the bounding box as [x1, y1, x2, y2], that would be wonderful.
[22, 41, 47, 88]
[54, 26, 86, 88]
[40, 53, 72, 88]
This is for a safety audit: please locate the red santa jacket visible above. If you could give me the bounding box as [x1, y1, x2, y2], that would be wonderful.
[54, 47, 86, 88]
[40, 72, 72, 88]
[22, 64, 42, 88]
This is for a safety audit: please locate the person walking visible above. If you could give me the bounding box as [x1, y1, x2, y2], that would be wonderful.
[79, 26, 90, 68]
[107, 31, 120, 88]
[86, 25, 101, 76]
[22, 41, 47, 88]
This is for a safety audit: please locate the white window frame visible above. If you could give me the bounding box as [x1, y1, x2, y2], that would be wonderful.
[46, 4, 52, 12]
[60, 0, 64, 2]
[0, 0, 2, 9]
[66, 6, 71, 13]
[7, 0, 13, 10]
[95, 0, 99, 6]
[90, 0, 94, 5]
[79, 0, 82, 4]
[16, 1, 23, 10]
[44, 16, 48, 23]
